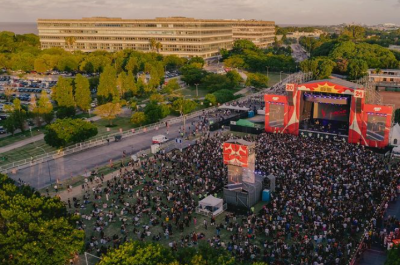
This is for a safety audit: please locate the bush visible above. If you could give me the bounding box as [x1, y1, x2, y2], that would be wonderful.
[44, 118, 98, 148]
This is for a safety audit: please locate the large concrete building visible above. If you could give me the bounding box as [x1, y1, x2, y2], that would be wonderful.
[37, 17, 275, 58]
[231, 20, 275, 48]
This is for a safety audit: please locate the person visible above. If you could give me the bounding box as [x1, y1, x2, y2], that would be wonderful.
[204, 219, 208, 230]
[54, 184, 58, 193]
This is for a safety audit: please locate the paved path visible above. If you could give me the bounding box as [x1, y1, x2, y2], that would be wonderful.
[9, 115, 201, 189]
[0, 134, 44, 154]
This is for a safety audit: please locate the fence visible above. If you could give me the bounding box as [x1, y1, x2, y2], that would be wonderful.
[0, 72, 312, 174]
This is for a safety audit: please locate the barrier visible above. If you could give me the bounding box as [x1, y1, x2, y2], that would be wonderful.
[0, 72, 312, 173]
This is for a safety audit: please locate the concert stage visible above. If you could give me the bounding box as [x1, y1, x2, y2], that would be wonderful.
[264, 79, 393, 148]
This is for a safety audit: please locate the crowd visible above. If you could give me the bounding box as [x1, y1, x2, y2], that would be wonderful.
[68, 125, 400, 264]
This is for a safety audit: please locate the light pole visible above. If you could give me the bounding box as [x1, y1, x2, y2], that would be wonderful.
[194, 83, 199, 97]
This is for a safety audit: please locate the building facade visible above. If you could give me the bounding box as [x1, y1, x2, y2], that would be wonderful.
[368, 69, 400, 91]
[37, 17, 276, 58]
[231, 20, 275, 48]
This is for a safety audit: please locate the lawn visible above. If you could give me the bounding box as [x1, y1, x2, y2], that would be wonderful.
[93, 116, 136, 137]
[0, 139, 55, 167]
[0, 128, 44, 148]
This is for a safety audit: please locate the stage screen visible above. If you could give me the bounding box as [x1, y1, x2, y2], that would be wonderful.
[269, 104, 284, 128]
[313, 103, 349, 122]
[366, 115, 386, 141]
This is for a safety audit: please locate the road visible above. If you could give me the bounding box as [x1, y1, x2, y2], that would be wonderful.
[9, 115, 202, 189]
[0, 134, 44, 153]
[291, 44, 309, 63]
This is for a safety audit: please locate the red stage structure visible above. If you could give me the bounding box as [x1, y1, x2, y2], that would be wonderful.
[264, 79, 393, 148]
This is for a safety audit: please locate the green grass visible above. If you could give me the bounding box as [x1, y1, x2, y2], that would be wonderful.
[93, 116, 136, 137]
[180, 86, 209, 98]
[0, 139, 55, 166]
[0, 128, 44, 148]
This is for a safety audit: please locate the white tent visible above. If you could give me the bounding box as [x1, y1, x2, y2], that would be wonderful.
[219, 104, 250, 111]
[196, 195, 225, 216]
[391, 124, 400, 146]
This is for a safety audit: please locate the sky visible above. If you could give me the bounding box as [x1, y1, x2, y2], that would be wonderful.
[0, 0, 399, 25]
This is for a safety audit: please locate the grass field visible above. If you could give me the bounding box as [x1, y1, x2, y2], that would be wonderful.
[0, 128, 44, 148]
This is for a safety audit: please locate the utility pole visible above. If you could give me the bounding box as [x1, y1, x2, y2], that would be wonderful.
[194, 83, 199, 97]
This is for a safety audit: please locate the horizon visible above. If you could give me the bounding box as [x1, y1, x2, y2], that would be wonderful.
[0, 0, 399, 25]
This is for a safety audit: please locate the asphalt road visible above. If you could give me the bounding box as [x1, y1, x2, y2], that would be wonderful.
[9, 115, 203, 189]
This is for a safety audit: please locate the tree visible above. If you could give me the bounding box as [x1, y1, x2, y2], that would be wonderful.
[202, 73, 233, 92]
[245, 73, 269, 89]
[385, 248, 400, 265]
[56, 106, 76, 119]
[5, 98, 27, 132]
[97, 65, 118, 103]
[3, 84, 15, 102]
[226, 70, 243, 87]
[99, 241, 175, 265]
[126, 71, 137, 96]
[189, 56, 205, 67]
[223, 56, 245, 68]
[233, 39, 257, 53]
[32, 90, 53, 126]
[213, 89, 236, 104]
[204, 94, 217, 106]
[172, 98, 197, 114]
[74, 74, 91, 111]
[144, 102, 164, 123]
[180, 64, 207, 86]
[149, 38, 157, 51]
[44, 118, 98, 147]
[125, 56, 139, 74]
[341, 25, 365, 41]
[347, 59, 368, 80]
[162, 79, 180, 94]
[149, 93, 164, 103]
[0, 174, 84, 265]
[131, 112, 147, 126]
[155, 42, 163, 53]
[64, 36, 76, 52]
[94, 102, 122, 125]
[163, 55, 184, 70]
[300, 58, 336, 79]
[52, 76, 75, 107]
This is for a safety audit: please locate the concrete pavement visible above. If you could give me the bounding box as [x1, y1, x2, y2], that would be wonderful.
[9, 115, 200, 189]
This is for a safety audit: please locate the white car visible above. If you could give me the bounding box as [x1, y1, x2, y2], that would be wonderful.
[152, 135, 168, 144]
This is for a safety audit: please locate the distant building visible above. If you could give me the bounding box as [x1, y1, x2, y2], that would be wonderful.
[368, 69, 400, 91]
[389, 45, 400, 52]
[37, 17, 276, 59]
[231, 20, 275, 48]
[286, 30, 323, 40]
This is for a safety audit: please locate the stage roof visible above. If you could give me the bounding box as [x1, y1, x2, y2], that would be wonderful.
[302, 79, 363, 90]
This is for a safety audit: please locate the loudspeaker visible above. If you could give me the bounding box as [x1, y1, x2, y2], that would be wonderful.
[355, 98, 362, 113]
[287, 91, 294, 106]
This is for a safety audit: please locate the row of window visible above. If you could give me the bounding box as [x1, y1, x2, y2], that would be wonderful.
[38, 22, 232, 28]
[40, 35, 233, 43]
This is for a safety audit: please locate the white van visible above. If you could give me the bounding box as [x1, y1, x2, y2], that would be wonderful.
[152, 135, 168, 144]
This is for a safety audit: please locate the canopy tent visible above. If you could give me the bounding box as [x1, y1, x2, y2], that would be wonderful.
[219, 104, 250, 111]
[196, 195, 225, 216]
[391, 123, 400, 146]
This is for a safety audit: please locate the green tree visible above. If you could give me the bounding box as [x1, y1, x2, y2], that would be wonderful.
[56, 106, 76, 119]
[300, 58, 336, 79]
[213, 89, 236, 104]
[5, 98, 27, 132]
[202, 74, 233, 92]
[163, 55, 184, 70]
[181, 64, 207, 86]
[172, 98, 197, 114]
[94, 102, 122, 125]
[245, 73, 269, 89]
[44, 118, 98, 147]
[347, 59, 368, 80]
[97, 65, 118, 103]
[226, 70, 243, 87]
[385, 248, 400, 265]
[126, 71, 137, 96]
[131, 111, 147, 126]
[189, 56, 205, 67]
[149, 93, 165, 103]
[223, 56, 246, 68]
[233, 39, 257, 53]
[144, 102, 164, 123]
[74, 74, 91, 111]
[32, 90, 53, 126]
[0, 174, 84, 265]
[204, 94, 217, 106]
[52, 76, 75, 107]
[162, 78, 180, 94]
[341, 25, 365, 41]
[125, 56, 139, 74]
[99, 241, 175, 265]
